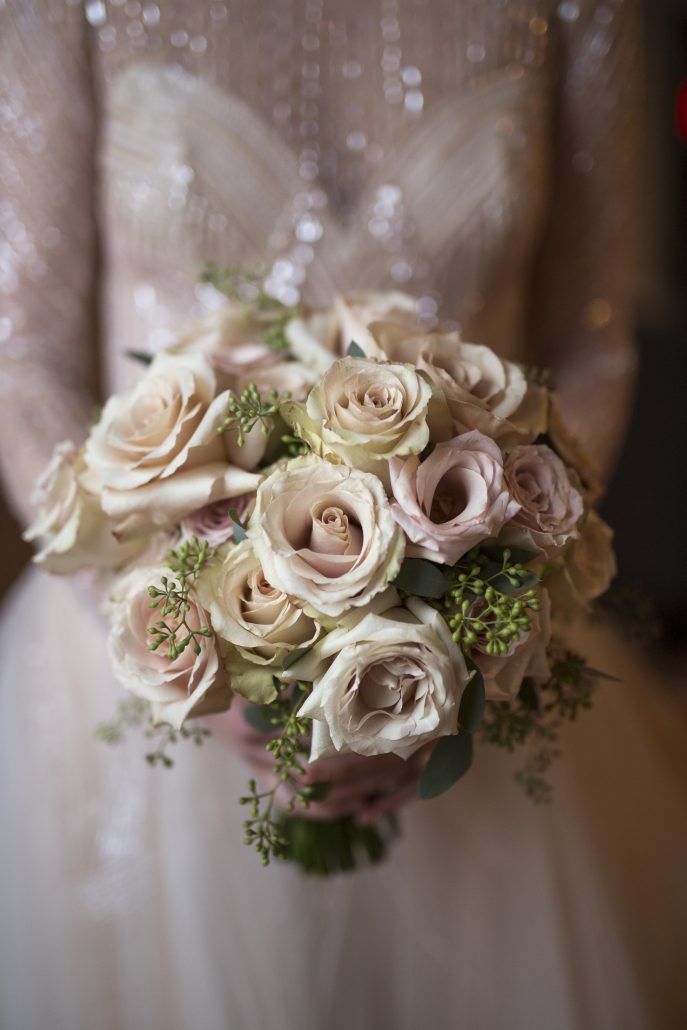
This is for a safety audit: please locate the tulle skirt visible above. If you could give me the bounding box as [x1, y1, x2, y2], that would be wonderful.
[1, 568, 686, 1030]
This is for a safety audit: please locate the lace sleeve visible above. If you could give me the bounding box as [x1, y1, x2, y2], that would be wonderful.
[528, 0, 641, 475]
[0, 1, 97, 525]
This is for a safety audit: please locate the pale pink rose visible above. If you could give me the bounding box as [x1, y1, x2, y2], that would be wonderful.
[547, 394, 603, 502]
[389, 431, 520, 565]
[471, 591, 552, 701]
[503, 444, 584, 555]
[248, 455, 405, 618]
[107, 565, 231, 729]
[180, 493, 254, 549]
[171, 303, 282, 379]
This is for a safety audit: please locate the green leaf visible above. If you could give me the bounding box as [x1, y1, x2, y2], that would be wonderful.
[282, 645, 313, 671]
[459, 662, 486, 732]
[229, 508, 247, 542]
[393, 557, 450, 599]
[125, 349, 153, 365]
[346, 340, 366, 358]
[227, 661, 278, 704]
[419, 729, 473, 800]
[582, 666, 622, 683]
[243, 704, 277, 733]
[481, 545, 539, 566]
[489, 570, 540, 594]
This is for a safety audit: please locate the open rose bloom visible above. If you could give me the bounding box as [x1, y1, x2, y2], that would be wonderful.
[27, 285, 617, 870]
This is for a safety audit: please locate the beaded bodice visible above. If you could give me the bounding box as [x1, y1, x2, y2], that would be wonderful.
[0, 1, 640, 520]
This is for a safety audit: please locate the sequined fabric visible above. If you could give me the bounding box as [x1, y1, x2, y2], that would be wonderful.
[0, 0, 640, 522]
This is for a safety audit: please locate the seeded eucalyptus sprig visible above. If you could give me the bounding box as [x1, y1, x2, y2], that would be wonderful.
[218, 384, 288, 447]
[240, 682, 328, 866]
[439, 547, 541, 656]
[200, 262, 298, 353]
[147, 536, 217, 660]
[96, 697, 211, 768]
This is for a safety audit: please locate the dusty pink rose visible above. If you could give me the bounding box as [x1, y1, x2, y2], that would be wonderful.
[107, 565, 231, 728]
[471, 591, 552, 701]
[389, 431, 520, 565]
[181, 493, 254, 549]
[503, 444, 584, 555]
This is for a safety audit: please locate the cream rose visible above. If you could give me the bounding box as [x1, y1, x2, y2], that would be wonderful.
[196, 540, 319, 664]
[547, 511, 617, 618]
[107, 565, 231, 728]
[503, 444, 584, 555]
[248, 455, 405, 618]
[285, 290, 424, 373]
[389, 431, 519, 564]
[289, 597, 470, 760]
[24, 441, 142, 574]
[471, 591, 551, 701]
[371, 326, 545, 443]
[83, 351, 261, 527]
[281, 356, 433, 477]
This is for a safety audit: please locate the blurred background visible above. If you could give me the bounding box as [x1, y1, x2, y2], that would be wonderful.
[1, 0, 686, 657]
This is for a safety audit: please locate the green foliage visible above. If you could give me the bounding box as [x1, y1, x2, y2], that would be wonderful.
[459, 661, 486, 732]
[394, 557, 450, 599]
[228, 508, 247, 542]
[346, 340, 366, 358]
[147, 536, 217, 660]
[480, 650, 615, 803]
[419, 729, 474, 799]
[523, 364, 554, 388]
[125, 349, 153, 366]
[218, 384, 287, 447]
[279, 432, 310, 458]
[240, 683, 325, 866]
[439, 547, 541, 656]
[275, 812, 398, 876]
[96, 697, 211, 768]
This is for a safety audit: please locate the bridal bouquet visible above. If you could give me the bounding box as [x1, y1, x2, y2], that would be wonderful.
[26, 269, 617, 874]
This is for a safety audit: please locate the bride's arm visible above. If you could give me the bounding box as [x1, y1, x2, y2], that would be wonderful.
[527, 0, 641, 477]
[0, 3, 98, 524]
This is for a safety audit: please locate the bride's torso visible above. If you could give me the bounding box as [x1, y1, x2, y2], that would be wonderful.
[92, 0, 556, 392]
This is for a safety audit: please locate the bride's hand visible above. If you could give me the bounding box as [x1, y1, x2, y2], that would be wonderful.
[207, 698, 422, 825]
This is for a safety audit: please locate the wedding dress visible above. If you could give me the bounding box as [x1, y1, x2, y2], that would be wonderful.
[1, 2, 686, 1028]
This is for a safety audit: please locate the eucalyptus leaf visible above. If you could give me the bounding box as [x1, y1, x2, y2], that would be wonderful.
[229, 508, 247, 542]
[346, 340, 366, 358]
[419, 729, 473, 800]
[243, 705, 277, 733]
[282, 645, 313, 671]
[459, 662, 486, 732]
[393, 557, 450, 599]
[125, 349, 153, 366]
[582, 666, 622, 683]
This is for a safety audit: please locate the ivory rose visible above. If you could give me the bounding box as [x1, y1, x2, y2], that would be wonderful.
[281, 356, 433, 476]
[196, 540, 319, 665]
[107, 565, 231, 728]
[284, 290, 424, 372]
[503, 444, 584, 555]
[547, 511, 617, 618]
[370, 326, 546, 443]
[288, 598, 470, 760]
[471, 591, 552, 701]
[389, 431, 519, 564]
[83, 351, 261, 527]
[248, 455, 405, 618]
[24, 441, 142, 573]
